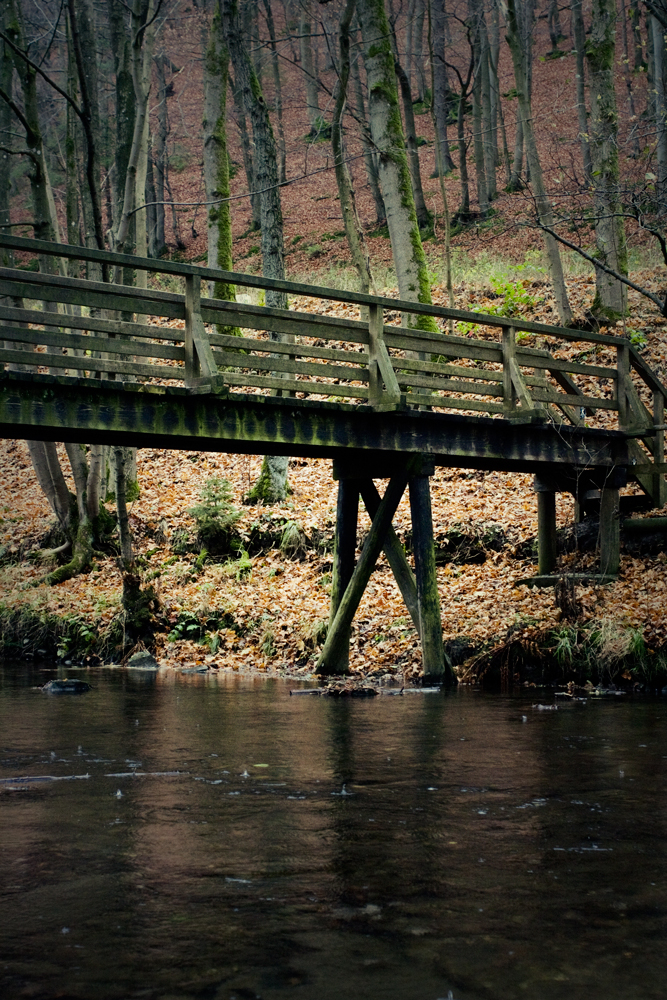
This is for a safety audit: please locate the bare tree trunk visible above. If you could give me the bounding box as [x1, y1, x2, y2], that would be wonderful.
[333, 0, 375, 294]
[203, 1, 237, 331]
[586, 0, 628, 317]
[413, 0, 427, 102]
[300, 2, 322, 134]
[503, 0, 573, 325]
[471, 36, 489, 214]
[548, 0, 564, 51]
[572, 0, 593, 182]
[231, 74, 261, 231]
[112, 0, 157, 256]
[430, 0, 455, 174]
[350, 41, 386, 223]
[479, 13, 496, 200]
[262, 0, 286, 183]
[651, 14, 667, 208]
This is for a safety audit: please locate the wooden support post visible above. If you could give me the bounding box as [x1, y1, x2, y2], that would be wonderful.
[368, 304, 382, 406]
[409, 474, 447, 682]
[654, 391, 666, 507]
[317, 471, 409, 675]
[535, 484, 558, 575]
[325, 479, 360, 675]
[600, 485, 620, 577]
[616, 342, 630, 428]
[358, 480, 421, 635]
[502, 325, 516, 413]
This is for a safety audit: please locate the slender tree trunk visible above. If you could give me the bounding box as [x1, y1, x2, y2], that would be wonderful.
[357, 0, 437, 331]
[0, 20, 12, 265]
[203, 2, 237, 328]
[393, 40, 431, 227]
[471, 41, 489, 214]
[479, 14, 496, 200]
[350, 42, 386, 223]
[223, 0, 289, 503]
[413, 0, 427, 102]
[300, 2, 322, 134]
[262, 0, 286, 183]
[503, 0, 573, 325]
[231, 74, 261, 231]
[572, 0, 593, 182]
[333, 0, 375, 294]
[430, 0, 455, 173]
[153, 54, 170, 254]
[651, 14, 667, 208]
[586, 0, 628, 316]
[455, 59, 474, 218]
[548, 0, 564, 51]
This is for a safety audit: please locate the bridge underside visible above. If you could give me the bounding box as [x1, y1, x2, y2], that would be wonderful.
[0, 373, 628, 487]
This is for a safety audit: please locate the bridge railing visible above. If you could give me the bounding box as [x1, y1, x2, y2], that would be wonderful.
[0, 235, 664, 501]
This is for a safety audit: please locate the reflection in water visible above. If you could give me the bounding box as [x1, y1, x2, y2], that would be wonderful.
[0, 665, 666, 1000]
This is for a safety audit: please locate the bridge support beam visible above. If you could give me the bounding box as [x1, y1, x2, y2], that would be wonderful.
[318, 457, 453, 684]
[600, 486, 620, 577]
[534, 480, 558, 576]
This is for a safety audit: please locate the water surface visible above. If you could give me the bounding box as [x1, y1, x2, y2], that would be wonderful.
[1, 665, 666, 1000]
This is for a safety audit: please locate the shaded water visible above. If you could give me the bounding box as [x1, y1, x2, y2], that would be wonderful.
[1, 666, 666, 1000]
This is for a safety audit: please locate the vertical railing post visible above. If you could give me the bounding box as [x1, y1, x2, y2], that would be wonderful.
[184, 274, 201, 387]
[654, 390, 666, 507]
[368, 303, 383, 405]
[616, 342, 630, 428]
[502, 325, 516, 413]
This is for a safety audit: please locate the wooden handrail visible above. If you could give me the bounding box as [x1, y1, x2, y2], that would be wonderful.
[0, 234, 637, 349]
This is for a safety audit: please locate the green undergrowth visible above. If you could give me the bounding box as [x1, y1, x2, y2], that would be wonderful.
[460, 618, 667, 691]
[0, 603, 126, 663]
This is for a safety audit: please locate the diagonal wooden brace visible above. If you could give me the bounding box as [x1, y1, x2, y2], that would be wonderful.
[358, 480, 421, 636]
[185, 274, 221, 390]
[317, 471, 409, 674]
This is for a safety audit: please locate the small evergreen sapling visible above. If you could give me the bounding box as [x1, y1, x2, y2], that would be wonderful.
[188, 477, 241, 558]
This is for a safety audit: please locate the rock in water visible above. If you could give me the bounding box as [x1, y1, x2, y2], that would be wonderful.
[126, 651, 159, 671]
[42, 679, 91, 694]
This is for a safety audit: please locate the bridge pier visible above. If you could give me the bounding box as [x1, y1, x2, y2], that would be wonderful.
[318, 456, 453, 684]
[534, 472, 624, 579]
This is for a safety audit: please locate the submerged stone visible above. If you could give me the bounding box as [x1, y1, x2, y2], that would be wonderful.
[42, 679, 91, 694]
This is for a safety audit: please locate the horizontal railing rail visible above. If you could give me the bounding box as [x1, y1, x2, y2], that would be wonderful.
[1, 235, 665, 505]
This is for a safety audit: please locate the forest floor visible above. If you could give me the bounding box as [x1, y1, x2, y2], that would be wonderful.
[2, 11, 667, 688]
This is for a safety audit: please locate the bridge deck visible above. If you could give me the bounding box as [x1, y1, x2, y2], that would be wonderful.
[0, 234, 664, 495]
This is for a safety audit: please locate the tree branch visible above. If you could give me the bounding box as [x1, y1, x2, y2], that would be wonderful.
[535, 221, 667, 317]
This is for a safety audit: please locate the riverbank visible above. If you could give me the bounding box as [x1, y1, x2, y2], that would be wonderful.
[2, 436, 666, 689]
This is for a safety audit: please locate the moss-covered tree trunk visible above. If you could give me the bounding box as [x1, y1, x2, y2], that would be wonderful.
[357, 0, 437, 332]
[586, 0, 628, 318]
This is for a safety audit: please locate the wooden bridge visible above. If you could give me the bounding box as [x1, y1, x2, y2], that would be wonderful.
[1, 235, 665, 680]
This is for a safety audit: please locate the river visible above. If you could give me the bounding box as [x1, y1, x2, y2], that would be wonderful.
[1, 665, 665, 1000]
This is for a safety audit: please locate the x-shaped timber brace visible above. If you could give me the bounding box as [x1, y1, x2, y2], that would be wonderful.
[317, 454, 456, 684]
